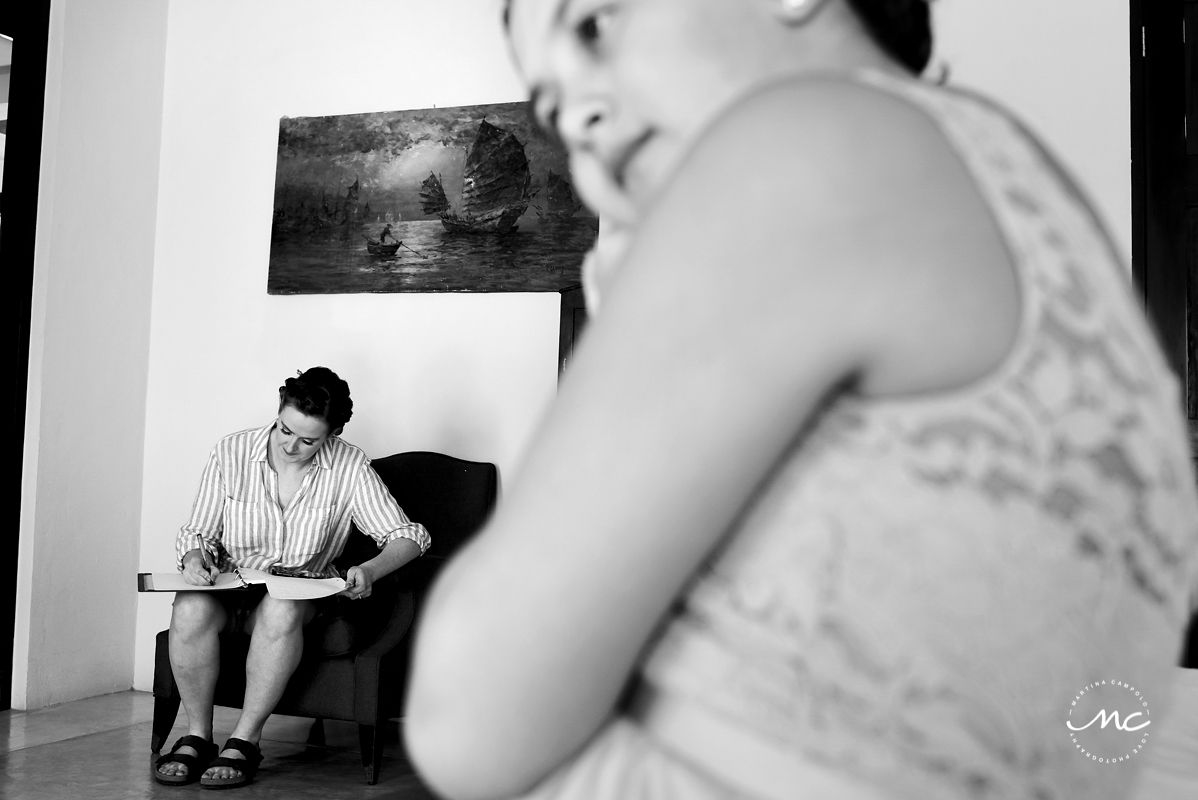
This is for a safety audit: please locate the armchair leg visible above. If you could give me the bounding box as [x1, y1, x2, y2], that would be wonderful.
[151, 693, 181, 753]
[358, 723, 383, 785]
[307, 718, 326, 746]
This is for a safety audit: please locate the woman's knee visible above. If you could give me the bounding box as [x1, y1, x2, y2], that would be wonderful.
[170, 592, 227, 635]
[247, 597, 314, 638]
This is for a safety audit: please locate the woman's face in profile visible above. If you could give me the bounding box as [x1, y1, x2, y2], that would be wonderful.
[507, 0, 780, 223]
[271, 404, 331, 467]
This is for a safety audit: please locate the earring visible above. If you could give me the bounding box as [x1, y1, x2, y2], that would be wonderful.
[776, 0, 823, 23]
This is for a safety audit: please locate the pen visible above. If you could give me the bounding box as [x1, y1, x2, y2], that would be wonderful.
[195, 534, 214, 585]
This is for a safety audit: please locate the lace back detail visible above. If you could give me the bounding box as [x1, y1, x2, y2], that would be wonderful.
[636, 73, 1198, 800]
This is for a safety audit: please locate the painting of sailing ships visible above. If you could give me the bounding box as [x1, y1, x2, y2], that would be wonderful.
[267, 101, 597, 294]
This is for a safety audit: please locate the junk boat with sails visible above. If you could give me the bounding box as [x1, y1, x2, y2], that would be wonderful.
[419, 119, 533, 234]
[536, 169, 583, 221]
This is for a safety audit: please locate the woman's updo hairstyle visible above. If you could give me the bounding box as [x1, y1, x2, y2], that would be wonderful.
[845, 0, 933, 76]
[278, 366, 353, 433]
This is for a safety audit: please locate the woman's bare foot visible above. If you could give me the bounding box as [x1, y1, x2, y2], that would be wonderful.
[199, 737, 263, 788]
[153, 734, 217, 785]
[155, 741, 198, 778]
[202, 745, 248, 781]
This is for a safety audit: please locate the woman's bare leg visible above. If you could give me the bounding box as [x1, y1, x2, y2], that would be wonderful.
[202, 595, 315, 781]
[158, 592, 228, 778]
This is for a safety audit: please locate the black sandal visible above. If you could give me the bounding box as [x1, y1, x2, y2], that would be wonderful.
[153, 734, 218, 786]
[200, 737, 263, 790]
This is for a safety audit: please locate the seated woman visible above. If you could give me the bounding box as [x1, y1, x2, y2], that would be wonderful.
[403, 1, 1198, 799]
[153, 366, 429, 789]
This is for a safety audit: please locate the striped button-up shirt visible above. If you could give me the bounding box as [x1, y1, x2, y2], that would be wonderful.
[176, 422, 430, 577]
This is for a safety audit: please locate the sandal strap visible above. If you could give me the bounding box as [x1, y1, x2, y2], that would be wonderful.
[220, 737, 262, 762]
[154, 735, 216, 769]
[155, 750, 202, 770]
[173, 734, 216, 754]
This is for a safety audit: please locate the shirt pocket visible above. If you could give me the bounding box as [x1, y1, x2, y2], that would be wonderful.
[281, 504, 335, 565]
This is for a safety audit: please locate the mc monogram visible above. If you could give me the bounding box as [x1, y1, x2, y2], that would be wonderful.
[1065, 680, 1152, 765]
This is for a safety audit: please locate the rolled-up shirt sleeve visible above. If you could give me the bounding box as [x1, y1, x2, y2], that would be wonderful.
[352, 462, 431, 554]
[176, 450, 226, 570]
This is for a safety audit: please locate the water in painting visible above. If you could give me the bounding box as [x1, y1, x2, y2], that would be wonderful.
[269, 217, 598, 294]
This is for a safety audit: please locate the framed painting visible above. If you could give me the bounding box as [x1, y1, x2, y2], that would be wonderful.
[267, 100, 597, 294]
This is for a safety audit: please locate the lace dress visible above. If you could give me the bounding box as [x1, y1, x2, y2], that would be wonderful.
[520, 71, 1198, 799]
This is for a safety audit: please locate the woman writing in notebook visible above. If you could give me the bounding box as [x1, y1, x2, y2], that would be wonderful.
[403, 1, 1198, 799]
[154, 366, 429, 789]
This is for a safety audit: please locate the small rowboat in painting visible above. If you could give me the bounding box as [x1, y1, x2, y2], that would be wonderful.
[366, 240, 401, 256]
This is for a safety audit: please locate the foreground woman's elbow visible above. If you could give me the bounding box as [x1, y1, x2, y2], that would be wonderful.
[404, 690, 544, 800]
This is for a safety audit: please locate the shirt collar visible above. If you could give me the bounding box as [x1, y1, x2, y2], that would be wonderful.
[312, 439, 334, 470]
[250, 421, 273, 463]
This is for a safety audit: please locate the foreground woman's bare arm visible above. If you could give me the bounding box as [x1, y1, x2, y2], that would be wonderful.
[404, 79, 1019, 800]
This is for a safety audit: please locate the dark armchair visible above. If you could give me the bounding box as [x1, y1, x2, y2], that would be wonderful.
[150, 450, 498, 784]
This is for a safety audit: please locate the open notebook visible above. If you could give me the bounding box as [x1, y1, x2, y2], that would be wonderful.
[137, 567, 346, 600]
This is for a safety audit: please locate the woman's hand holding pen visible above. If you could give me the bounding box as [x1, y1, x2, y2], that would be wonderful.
[181, 539, 220, 586]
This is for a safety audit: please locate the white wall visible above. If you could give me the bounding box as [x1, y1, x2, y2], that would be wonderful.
[14, 0, 167, 708]
[14, 0, 1132, 707]
[933, 0, 1131, 264]
[14, 0, 560, 708]
[130, 0, 558, 691]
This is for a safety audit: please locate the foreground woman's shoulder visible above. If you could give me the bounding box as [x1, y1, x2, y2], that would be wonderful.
[710, 74, 953, 182]
[665, 72, 975, 251]
[650, 73, 1021, 397]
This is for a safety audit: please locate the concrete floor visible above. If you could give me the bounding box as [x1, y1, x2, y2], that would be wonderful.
[0, 691, 438, 799]
[5, 670, 1198, 799]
